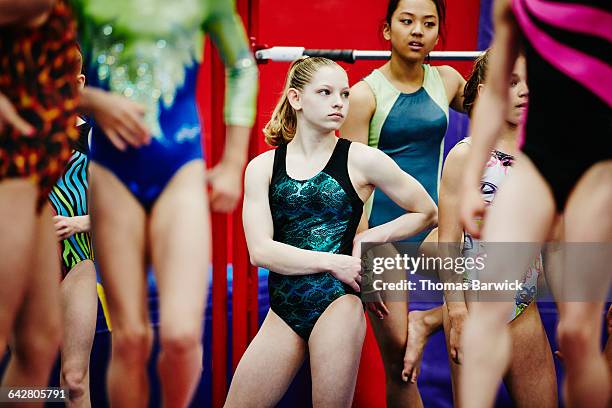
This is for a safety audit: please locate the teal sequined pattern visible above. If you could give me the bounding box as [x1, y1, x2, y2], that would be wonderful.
[270, 173, 352, 252]
[268, 172, 357, 339]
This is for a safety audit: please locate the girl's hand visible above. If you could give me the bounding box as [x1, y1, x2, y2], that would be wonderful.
[328, 254, 362, 293]
[354, 236, 390, 319]
[0, 91, 34, 136]
[447, 305, 468, 364]
[208, 159, 243, 213]
[365, 291, 389, 320]
[53, 215, 82, 240]
[85, 88, 150, 151]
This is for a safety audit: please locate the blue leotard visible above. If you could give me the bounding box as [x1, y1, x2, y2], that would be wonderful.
[363, 65, 449, 243]
[268, 138, 363, 339]
[89, 66, 204, 210]
[73, 0, 258, 210]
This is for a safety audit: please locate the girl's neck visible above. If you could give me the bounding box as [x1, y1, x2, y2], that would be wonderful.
[495, 122, 520, 155]
[290, 123, 336, 157]
[385, 53, 425, 85]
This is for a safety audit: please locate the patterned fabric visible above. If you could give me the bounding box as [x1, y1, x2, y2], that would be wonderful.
[268, 272, 350, 339]
[270, 173, 354, 253]
[0, 1, 80, 211]
[268, 139, 363, 339]
[461, 146, 540, 322]
[48, 124, 94, 273]
[362, 65, 449, 244]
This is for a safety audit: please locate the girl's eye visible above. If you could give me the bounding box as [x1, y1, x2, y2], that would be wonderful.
[342, 91, 350, 98]
[400, 19, 413, 25]
[510, 80, 519, 87]
[425, 22, 436, 28]
[318, 89, 330, 95]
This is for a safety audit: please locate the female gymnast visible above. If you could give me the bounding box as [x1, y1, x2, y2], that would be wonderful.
[340, 0, 465, 404]
[459, 0, 612, 406]
[69, 0, 258, 406]
[225, 56, 437, 407]
[47, 52, 98, 406]
[438, 49, 556, 407]
[0, 0, 80, 394]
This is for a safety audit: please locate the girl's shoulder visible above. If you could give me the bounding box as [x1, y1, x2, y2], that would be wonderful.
[434, 65, 464, 85]
[445, 138, 472, 166]
[245, 148, 276, 180]
[348, 80, 377, 115]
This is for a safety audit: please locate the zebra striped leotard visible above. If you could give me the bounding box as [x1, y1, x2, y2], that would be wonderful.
[48, 122, 94, 273]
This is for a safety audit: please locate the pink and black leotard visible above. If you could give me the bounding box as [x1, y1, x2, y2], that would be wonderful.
[512, 0, 612, 210]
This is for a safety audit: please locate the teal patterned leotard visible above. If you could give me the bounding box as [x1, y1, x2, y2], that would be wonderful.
[268, 138, 363, 339]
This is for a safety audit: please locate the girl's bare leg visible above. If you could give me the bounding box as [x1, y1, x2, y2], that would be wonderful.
[309, 295, 366, 407]
[2, 204, 62, 405]
[0, 180, 38, 354]
[60, 260, 98, 407]
[368, 243, 424, 408]
[149, 161, 209, 408]
[504, 303, 557, 408]
[90, 163, 151, 408]
[225, 310, 307, 408]
[460, 156, 556, 408]
[555, 161, 612, 408]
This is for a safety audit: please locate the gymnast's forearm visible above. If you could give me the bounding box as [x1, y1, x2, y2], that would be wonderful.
[437, 243, 468, 308]
[77, 87, 101, 115]
[75, 215, 90, 233]
[364, 211, 437, 244]
[221, 125, 251, 169]
[463, 92, 506, 187]
[248, 240, 338, 276]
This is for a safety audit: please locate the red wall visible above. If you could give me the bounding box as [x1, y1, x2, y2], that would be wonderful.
[198, 0, 481, 161]
[253, 0, 481, 153]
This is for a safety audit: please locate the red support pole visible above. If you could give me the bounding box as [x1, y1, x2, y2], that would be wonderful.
[246, 0, 261, 345]
[210, 43, 229, 408]
[231, 0, 261, 370]
[232, 201, 249, 370]
[247, 138, 260, 341]
[231, 0, 249, 369]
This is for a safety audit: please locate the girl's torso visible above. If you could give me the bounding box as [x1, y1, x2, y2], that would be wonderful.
[269, 138, 363, 256]
[461, 144, 540, 321]
[363, 64, 449, 242]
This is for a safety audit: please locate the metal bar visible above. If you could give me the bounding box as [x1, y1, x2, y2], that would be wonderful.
[255, 46, 483, 62]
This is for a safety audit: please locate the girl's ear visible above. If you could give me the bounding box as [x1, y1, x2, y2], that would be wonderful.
[287, 88, 302, 111]
[383, 22, 391, 41]
[477, 83, 485, 98]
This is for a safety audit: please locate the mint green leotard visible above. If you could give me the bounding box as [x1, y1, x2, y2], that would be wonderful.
[363, 65, 449, 244]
